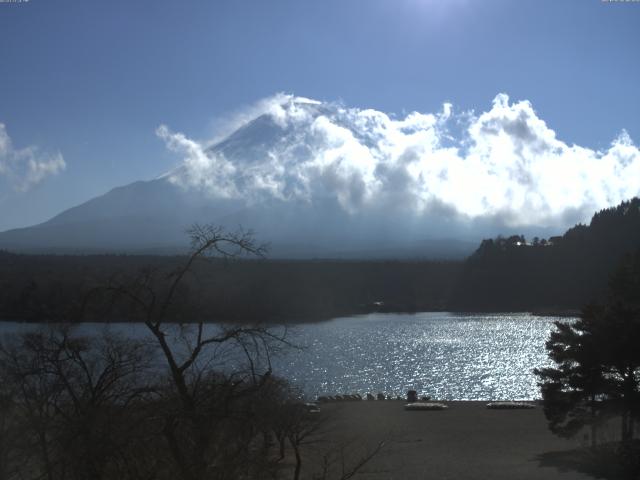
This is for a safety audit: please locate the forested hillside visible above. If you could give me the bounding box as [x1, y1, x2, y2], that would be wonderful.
[451, 198, 640, 311]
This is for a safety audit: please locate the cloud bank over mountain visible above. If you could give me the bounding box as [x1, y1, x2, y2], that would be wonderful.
[0, 123, 66, 192]
[157, 93, 640, 230]
[2, 94, 638, 257]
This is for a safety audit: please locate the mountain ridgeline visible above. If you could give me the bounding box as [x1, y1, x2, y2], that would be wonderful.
[451, 197, 640, 312]
[0, 198, 638, 323]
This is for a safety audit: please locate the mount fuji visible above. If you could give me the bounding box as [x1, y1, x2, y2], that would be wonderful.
[3, 93, 635, 258]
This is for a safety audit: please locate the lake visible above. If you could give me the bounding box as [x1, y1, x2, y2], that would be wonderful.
[0, 312, 570, 401]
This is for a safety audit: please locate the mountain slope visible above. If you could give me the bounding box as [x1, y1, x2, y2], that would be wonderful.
[0, 179, 243, 252]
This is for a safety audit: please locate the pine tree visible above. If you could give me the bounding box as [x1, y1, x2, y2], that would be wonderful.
[535, 249, 640, 446]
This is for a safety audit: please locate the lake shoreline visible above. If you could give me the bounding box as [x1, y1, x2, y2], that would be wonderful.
[0, 308, 580, 325]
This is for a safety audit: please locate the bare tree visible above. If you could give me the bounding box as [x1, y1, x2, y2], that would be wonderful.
[2, 224, 386, 480]
[0, 326, 155, 480]
[103, 225, 295, 480]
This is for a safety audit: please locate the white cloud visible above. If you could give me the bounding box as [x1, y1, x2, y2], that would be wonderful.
[157, 93, 640, 229]
[156, 124, 239, 198]
[0, 123, 66, 192]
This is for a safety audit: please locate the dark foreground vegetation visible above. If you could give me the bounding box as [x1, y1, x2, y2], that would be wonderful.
[1, 198, 639, 323]
[535, 248, 640, 478]
[0, 226, 383, 480]
[0, 326, 387, 480]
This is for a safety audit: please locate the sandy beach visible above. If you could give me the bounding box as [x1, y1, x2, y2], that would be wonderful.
[298, 401, 598, 480]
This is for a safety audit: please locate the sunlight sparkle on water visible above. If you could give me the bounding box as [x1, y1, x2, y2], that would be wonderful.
[274, 312, 566, 401]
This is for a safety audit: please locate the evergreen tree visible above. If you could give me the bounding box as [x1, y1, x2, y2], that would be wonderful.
[534, 305, 611, 446]
[535, 249, 640, 447]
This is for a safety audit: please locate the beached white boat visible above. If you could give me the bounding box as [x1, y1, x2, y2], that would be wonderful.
[404, 402, 448, 411]
[486, 401, 535, 409]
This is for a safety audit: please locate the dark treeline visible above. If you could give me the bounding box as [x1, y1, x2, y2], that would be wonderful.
[0, 252, 460, 323]
[1, 197, 639, 322]
[451, 198, 640, 312]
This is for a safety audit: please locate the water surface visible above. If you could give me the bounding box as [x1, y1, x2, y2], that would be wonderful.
[274, 312, 566, 400]
[0, 312, 570, 400]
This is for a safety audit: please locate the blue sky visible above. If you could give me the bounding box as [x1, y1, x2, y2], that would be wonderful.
[0, 0, 639, 230]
